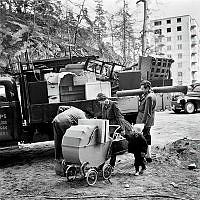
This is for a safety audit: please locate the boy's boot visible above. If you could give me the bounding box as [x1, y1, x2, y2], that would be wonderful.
[134, 171, 139, 176]
[134, 166, 140, 176]
[139, 166, 146, 175]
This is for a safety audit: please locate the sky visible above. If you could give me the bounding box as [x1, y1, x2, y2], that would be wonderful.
[148, 0, 200, 25]
[103, 0, 200, 25]
[65, 0, 200, 25]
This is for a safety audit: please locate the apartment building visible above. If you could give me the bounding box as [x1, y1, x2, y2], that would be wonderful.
[151, 15, 200, 85]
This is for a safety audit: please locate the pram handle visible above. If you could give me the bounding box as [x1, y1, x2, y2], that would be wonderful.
[109, 125, 121, 139]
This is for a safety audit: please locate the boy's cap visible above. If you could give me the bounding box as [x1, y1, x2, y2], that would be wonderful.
[96, 93, 107, 101]
[133, 123, 144, 133]
[140, 80, 151, 88]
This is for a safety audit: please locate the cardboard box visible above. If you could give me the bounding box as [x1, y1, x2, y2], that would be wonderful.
[117, 96, 139, 114]
[73, 71, 96, 86]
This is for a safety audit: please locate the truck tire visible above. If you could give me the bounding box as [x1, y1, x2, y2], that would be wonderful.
[184, 102, 195, 114]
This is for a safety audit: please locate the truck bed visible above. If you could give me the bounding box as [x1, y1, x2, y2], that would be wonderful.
[29, 100, 101, 123]
[29, 96, 139, 124]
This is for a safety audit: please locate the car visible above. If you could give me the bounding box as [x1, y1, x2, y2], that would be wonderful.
[171, 83, 200, 114]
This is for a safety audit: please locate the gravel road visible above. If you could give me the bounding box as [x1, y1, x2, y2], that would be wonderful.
[0, 110, 200, 200]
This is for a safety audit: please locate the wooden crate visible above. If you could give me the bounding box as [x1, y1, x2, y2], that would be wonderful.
[59, 85, 85, 102]
[150, 58, 171, 79]
[28, 81, 48, 104]
[59, 73, 74, 87]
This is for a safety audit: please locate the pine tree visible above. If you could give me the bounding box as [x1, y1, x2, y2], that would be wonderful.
[93, 0, 107, 56]
[111, 0, 137, 66]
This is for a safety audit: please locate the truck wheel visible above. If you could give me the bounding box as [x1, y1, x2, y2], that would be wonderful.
[184, 102, 195, 114]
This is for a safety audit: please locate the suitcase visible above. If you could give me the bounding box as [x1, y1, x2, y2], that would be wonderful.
[111, 137, 128, 155]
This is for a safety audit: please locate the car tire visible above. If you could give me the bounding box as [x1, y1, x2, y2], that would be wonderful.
[184, 102, 195, 114]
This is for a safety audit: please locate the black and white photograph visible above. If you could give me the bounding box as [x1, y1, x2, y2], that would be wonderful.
[0, 0, 200, 199]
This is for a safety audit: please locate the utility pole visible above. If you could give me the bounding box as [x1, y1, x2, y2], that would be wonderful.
[123, 0, 126, 65]
[136, 0, 147, 56]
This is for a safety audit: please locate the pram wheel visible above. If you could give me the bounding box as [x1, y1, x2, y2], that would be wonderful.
[66, 165, 77, 181]
[102, 164, 112, 180]
[86, 168, 98, 186]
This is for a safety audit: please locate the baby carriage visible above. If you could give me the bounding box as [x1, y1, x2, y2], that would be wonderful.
[61, 119, 127, 186]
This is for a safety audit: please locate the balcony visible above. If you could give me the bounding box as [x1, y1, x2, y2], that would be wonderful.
[191, 51, 197, 55]
[191, 29, 197, 37]
[157, 43, 165, 47]
[191, 64, 198, 72]
[191, 58, 198, 63]
[191, 19, 197, 28]
[191, 39, 198, 46]
[191, 47, 198, 54]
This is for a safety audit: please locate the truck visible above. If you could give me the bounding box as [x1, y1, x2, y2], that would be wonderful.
[0, 54, 188, 148]
[0, 55, 139, 147]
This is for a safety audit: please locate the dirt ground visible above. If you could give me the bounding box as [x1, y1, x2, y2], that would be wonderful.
[0, 111, 200, 200]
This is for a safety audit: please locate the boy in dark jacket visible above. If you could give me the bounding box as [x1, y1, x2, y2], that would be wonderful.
[125, 124, 148, 176]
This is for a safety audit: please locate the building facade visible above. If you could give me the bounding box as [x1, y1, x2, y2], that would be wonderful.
[151, 15, 200, 86]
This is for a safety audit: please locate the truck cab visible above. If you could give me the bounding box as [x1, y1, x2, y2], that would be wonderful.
[0, 77, 22, 146]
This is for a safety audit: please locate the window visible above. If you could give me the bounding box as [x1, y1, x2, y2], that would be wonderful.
[177, 35, 182, 40]
[167, 54, 172, 58]
[0, 85, 7, 102]
[167, 37, 171, 42]
[177, 26, 182, 31]
[178, 72, 182, 76]
[157, 46, 162, 52]
[193, 86, 200, 92]
[178, 62, 182, 68]
[178, 81, 182, 85]
[154, 21, 161, 26]
[167, 28, 171, 33]
[167, 19, 171, 24]
[178, 53, 182, 59]
[178, 44, 182, 50]
[167, 45, 171, 51]
[178, 72, 183, 82]
[177, 18, 181, 23]
[154, 29, 162, 35]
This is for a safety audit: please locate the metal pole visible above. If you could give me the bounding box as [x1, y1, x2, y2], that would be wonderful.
[116, 85, 188, 97]
[123, 0, 126, 64]
[136, 0, 147, 56]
